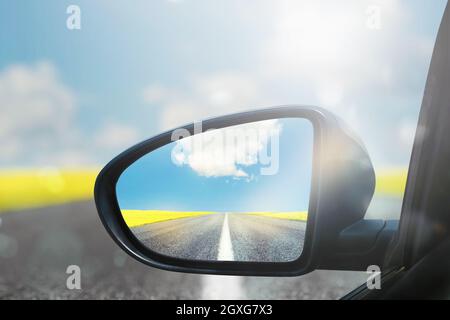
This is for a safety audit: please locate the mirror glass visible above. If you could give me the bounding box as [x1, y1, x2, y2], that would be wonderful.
[116, 118, 313, 262]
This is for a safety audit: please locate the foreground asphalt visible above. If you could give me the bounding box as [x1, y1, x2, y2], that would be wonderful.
[132, 213, 305, 262]
[0, 201, 367, 299]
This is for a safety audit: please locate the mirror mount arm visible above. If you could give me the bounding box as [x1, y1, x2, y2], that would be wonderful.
[318, 219, 398, 271]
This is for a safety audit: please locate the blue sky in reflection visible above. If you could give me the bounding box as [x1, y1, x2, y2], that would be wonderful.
[117, 118, 313, 212]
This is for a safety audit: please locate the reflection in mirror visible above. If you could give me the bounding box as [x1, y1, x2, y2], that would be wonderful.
[116, 118, 313, 262]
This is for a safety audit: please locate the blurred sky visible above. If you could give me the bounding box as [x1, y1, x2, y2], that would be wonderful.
[0, 0, 447, 170]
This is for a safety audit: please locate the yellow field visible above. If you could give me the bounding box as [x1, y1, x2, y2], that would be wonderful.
[121, 210, 215, 227]
[121, 210, 307, 227]
[246, 211, 308, 221]
[0, 168, 99, 212]
[0, 167, 408, 212]
[375, 168, 408, 196]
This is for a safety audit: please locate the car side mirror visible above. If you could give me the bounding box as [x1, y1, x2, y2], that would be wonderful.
[94, 106, 376, 276]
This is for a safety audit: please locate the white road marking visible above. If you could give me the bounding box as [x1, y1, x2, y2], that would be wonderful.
[201, 275, 246, 299]
[201, 213, 245, 299]
[217, 213, 234, 261]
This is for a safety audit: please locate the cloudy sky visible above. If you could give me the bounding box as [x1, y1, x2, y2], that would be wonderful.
[0, 0, 447, 169]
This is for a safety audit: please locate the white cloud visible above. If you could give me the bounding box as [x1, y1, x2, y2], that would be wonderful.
[141, 0, 440, 169]
[142, 84, 171, 104]
[261, 1, 400, 102]
[259, 0, 429, 124]
[0, 62, 83, 166]
[398, 120, 418, 151]
[0, 62, 141, 167]
[40, 150, 95, 167]
[142, 72, 261, 130]
[141, 0, 429, 123]
[171, 120, 281, 178]
[94, 122, 140, 150]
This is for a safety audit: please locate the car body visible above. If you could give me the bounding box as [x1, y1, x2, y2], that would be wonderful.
[94, 2, 450, 300]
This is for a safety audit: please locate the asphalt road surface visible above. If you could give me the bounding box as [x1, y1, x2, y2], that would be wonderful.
[0, 201, 367, 299]
[132, 213, 305, 262]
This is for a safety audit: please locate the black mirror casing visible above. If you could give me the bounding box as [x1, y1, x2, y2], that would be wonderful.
[94, 106, 375, 276]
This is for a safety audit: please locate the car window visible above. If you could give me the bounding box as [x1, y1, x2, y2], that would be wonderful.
[0, 0, 447, 299]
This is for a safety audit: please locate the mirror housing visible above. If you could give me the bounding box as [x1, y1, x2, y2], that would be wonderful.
[95, 106, 375, 276]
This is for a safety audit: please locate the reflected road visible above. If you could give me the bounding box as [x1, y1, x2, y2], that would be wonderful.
[131, 213, 305, 262]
